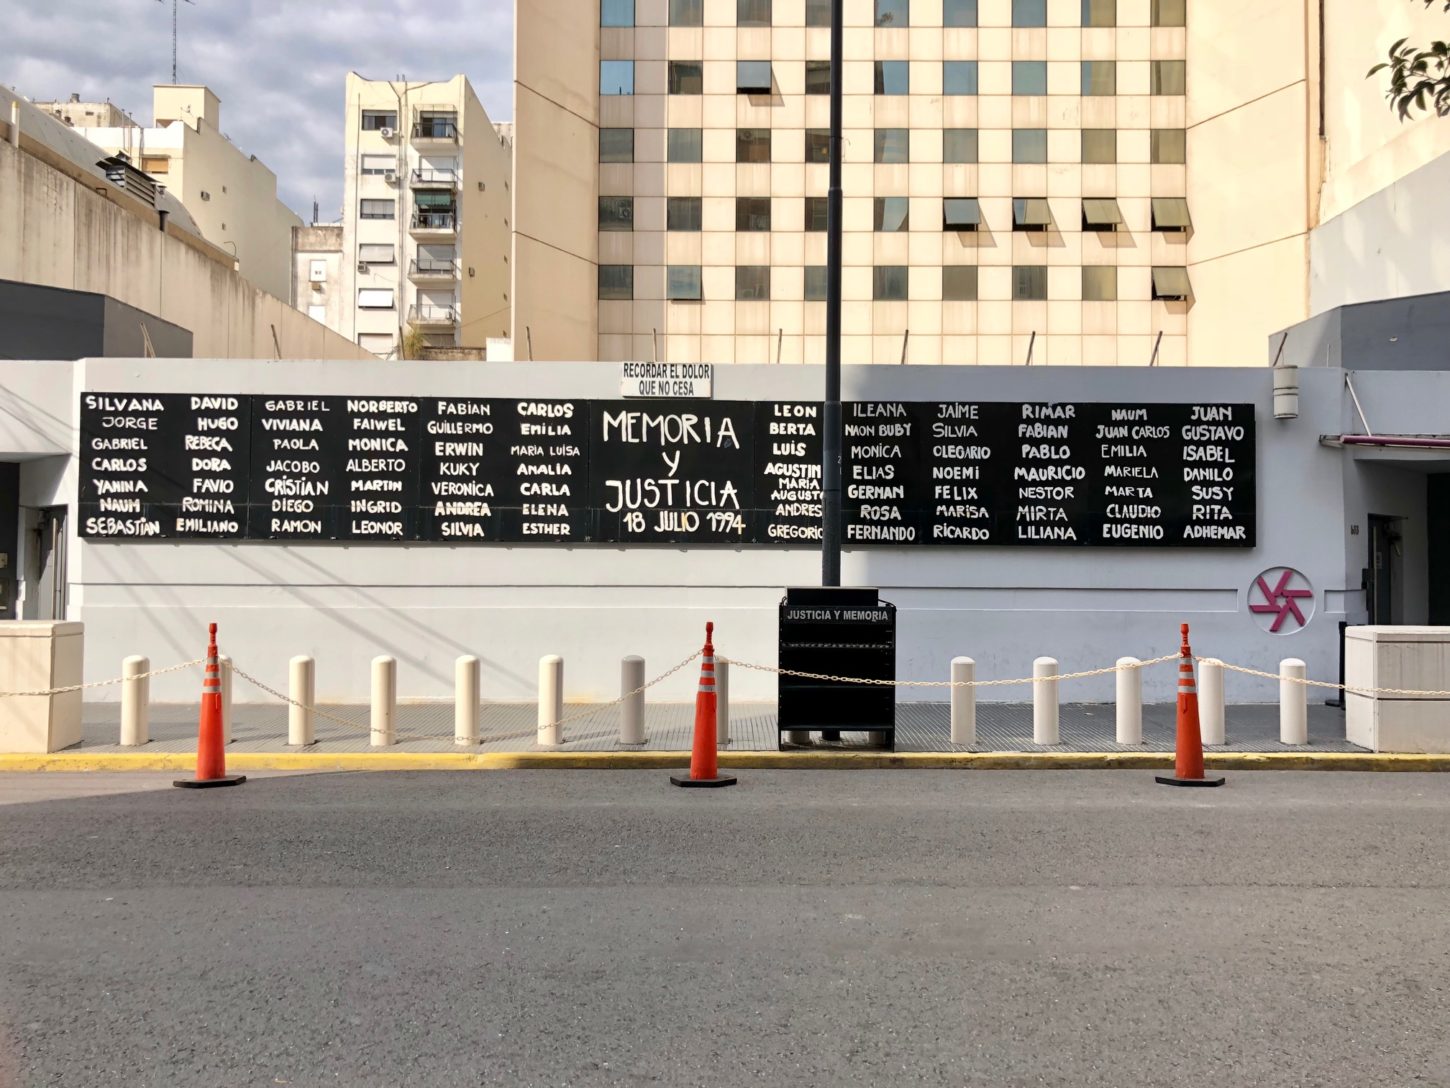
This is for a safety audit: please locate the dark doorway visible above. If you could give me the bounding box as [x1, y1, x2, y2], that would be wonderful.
[23, 506, 68, 621]
[1366, 514, 1402, 625]
[1431, 475, 1450, 625]
[0, 464, 17, 619]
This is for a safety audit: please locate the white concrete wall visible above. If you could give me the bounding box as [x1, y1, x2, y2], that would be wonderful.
[0, 357, 1401, 707]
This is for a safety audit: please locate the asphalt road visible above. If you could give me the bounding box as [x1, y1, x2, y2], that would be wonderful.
[2, 770, 1449, 1088]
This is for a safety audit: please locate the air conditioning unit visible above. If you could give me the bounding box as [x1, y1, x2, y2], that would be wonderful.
[379, 126, 396, 139]
[358, 261, 369, 274]
[384, 170, 399, 184]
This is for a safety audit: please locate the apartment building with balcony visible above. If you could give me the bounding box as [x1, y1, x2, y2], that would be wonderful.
[512, 0, 1449, 367]
[339, 73, 513, 358]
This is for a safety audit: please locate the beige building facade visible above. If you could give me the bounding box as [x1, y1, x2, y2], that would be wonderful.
[512, 0, 1449, 367]
[339, 73, 513, 359]
[38, 85, 303, 301]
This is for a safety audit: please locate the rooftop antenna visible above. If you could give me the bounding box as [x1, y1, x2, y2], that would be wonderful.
[155, 0, 196, 84]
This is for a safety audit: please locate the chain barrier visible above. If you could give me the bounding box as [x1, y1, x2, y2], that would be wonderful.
[719, 652, 1181, 688]
[0, 658, 204, 698]
[550, 650, 701, 732]
[1212, 659, 1450, 699]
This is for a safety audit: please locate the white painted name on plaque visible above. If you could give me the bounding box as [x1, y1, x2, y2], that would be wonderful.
[620, 362, 713, 400]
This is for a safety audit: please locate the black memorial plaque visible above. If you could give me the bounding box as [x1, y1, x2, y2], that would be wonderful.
[80, 392, 250, 539]
[751, 401, 824, 545]
[590, 399, 754, 545]
[841, 401, 932, 545]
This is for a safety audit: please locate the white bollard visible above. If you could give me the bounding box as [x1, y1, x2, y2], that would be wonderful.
[120, 655, 149, 746]
[1033, 657, 1060, 745]
[218, 653, 233, 744]
[1280, 658, 1308, 745]
[371, 655, 396, 747]
[716, 659, 730, 746]
[1199, 658, 1226, 746]
[951, 657, 976, 746]
[620, 655, 645, 745]
[455, 655, 480, 746]
[538, 654, 563, 746]
[1115, 657, 1142, 745]
[289, 655, 315, 746]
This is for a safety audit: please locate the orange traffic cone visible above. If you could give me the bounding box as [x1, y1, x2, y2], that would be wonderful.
[1156, 623, 1225, 788]
[671, 622, 736, 789]
[174, 623, 246, 790]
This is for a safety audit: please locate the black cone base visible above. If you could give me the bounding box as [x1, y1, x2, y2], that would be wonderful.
[173, 775, 247, 789]
[670, 774, 737, 788]
[1155, 774, 1226, 788]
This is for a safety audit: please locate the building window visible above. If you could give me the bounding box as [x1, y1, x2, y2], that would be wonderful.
[944, 0, 978, 26]
[943, 198, 981, 230]
[738, 0, 771, 25]
[1152, 0, 1186, 26]
[600, 128, 635, 162]
[599, 265, 634, 299]
[1013, 61, 1047, 95]
[1151, 60, 1186, 95]
[1151, 197, 1192, 231]
[602, 0, 634, 26]
[1082, 266, 1117, 301]
[668, 128, 703, 162]
[357, 288, 395, 309]
[806, 0, 831, 24]
[738, 128, 772, 162]
[1013, 198, 1052, 231]
[1082, 0, 1115, 26]
[737, 197, 772, 232]
[361, 110, 396, 131]
[601, 61, 635, 95]
[943, 61, 979, 95]
[358, 244, 395, 264]
[804, 266, 828, 301]
[805, 196, 829, 231]
[1082, 197, 1124, 231]
[668, 197, 703, 231]
[309, 259, 328, 283]
[1013, 0, 1046, 26]
[360, 198, 395, 220]
[944, 128, 979, 163]
[1012, 129, 1048, 163]
[875, 0, 909, 26]
[141, 155, 169, 175]
[874, 197, 910, 232]
[360, 153, 393, 175]
[1081, 129, 1116, 163]
[599, 196, 635, 231]
[1012, 266, 1047, 300]
[736, 266, 771, 300]
[738, 61, 774, 94]
[874, 128, 909, 163]
[874, 266, 908, 300]
[874, 61, 909, 95]
[670, 61, 704, 94]
[307, 303, 327, 323]
[668, 265, 704, 300]
[1151, 128, 1187, 163]
[805, 129, 831, 162]
[1081, 61, 1115, 96]
[1152, 267, 1192, 300]
[670, 0, 703, 25]
[943, 266, 979, 301]
[806, 61, 832, 94]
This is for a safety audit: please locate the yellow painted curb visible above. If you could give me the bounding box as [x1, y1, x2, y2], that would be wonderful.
[1, 749, 1449, 772]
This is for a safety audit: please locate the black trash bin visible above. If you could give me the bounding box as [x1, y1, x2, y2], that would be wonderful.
[777, 587, 896, 749]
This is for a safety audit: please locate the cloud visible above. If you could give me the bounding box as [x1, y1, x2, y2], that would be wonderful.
[7, 0, 513, 219]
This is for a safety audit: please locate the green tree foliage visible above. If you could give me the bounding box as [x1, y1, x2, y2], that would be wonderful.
[1368, 1, 1450, 118]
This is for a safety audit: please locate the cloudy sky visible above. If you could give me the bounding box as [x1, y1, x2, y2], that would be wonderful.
[9, 0, 513, 220]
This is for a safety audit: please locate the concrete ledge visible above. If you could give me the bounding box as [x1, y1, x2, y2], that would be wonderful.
[2, 750, 1449, 773]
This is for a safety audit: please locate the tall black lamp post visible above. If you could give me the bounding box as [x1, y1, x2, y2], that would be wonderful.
[821, 0, 845, 587]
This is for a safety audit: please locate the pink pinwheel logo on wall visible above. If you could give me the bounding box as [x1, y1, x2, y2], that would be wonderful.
[1249, 567, 1315, 634]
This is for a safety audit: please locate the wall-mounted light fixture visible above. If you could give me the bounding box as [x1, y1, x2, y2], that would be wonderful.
[1273, 365, 1299, 420]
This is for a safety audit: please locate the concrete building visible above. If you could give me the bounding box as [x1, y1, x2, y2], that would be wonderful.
[339, 74, 513, 358]
[292, 224, 347, 336]
[512, 0, 1450, 367]
[1, 87, 369, 361]
[36, 86, 304, 301]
